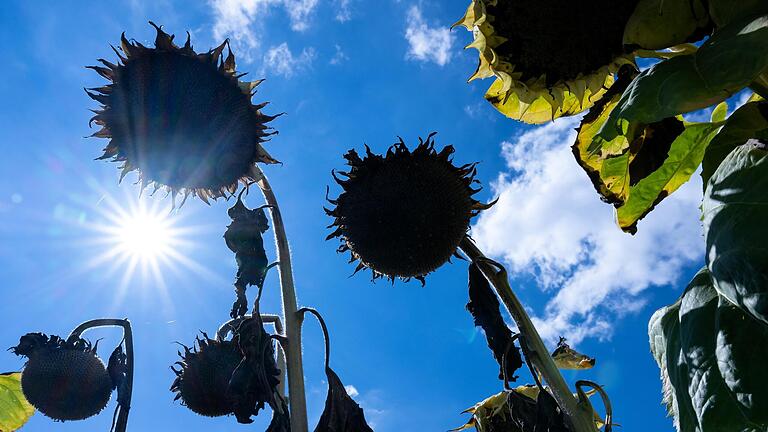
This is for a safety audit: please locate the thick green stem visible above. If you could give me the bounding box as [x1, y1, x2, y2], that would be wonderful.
[256, 173, 309, 432]
[68, 319, 133, 432]
[459, 237, 597, 432]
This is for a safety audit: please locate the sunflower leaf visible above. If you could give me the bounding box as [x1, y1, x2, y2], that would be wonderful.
[467, 263, 522, 381]
[623, 0, 710, 50]
[701, 99, 768, 187]
[708, 0, 768, 27]
[315, 367, 373, 432]
[649, 268, 768, 431]
[703, 139, 768, 325]
[602, 13, 768, 135]
[0, 372, 34, 432]
[616, 121, 721, 233]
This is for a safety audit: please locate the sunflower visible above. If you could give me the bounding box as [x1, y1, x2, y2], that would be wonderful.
[87, 22, 280, 204]
[12, 333, 113, 421]
[454, 0, 638, 124]
[326, 133, 493, 283]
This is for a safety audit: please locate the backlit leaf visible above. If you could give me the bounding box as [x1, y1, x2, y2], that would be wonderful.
[315, 367, 374, 432]
[703, 139, 768, 325]
[601, 14, 768, 137]
[0, 372, 34, 432]
[701, 99, 768, 186]
[616, 121, 721, 233]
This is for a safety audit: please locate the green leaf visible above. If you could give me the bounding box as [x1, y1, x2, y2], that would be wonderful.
[701, 100, 768, 186]
[703, 140, 768, 326]
[716, 296, 768, 425]
[601, 14, 768, 139]
[0, 372, 34, 432]
[648, 276, 698, 432]
[624, 0, 710, 50]
[677, 271, 749, 430]
[709, 0, 768, 27]
[649, 268, 768, 431]
[711, 101, 728, 123]
[616, 121, 721, 233]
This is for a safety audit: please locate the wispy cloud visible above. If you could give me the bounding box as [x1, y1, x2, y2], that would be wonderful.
[262, 42, 316, 77]
[329, 44, 348, 65]
[472, 117, 704, 344]
[404, 5, 454, 66]
[335, 0, 352, 22]
[210, 0, 320, 57]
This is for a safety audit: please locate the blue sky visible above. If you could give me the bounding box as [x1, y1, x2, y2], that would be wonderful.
[0, 1, 706, 430]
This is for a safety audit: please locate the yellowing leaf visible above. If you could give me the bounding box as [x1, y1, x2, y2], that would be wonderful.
[616, 122, 721, 233]
[0, 372, 34, 432]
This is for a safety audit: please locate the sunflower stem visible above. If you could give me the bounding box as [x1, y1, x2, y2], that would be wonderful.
[68, 318, 134, 432]
[256, 172, 309, 432]
[459, 237, 598, 432]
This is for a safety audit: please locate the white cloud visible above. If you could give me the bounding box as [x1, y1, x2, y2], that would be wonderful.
[404, 5, 454, 66]
[472, 117, 704, 345]
[329, 44, 348, 65]
[210, 0, 319, 56]
[335, 0, 352, 22]
[262, 42, 316, 77]
[344, 384, 359, 398]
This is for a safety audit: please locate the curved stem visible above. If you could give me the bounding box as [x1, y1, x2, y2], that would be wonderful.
[68, 319, 134, 432]
[297, 308, 331, 370]
[255, 171, 308, 432]
[459, 237, 597, 432]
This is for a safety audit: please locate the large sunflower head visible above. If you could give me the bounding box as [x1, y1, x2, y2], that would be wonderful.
[87, 22, 280, 204]
[454, 0, 638, 124]
[12, 333, 113, 421]
[326, 133, 493, 283]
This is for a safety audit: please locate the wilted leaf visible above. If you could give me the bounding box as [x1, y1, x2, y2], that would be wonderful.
[467, 263, 522, 381]
[550, 338, 595, 370]
[224, 193, 273, 318]
[315, 367, 373, 432]
[601, 14, 768, 134]
[452, 391, 531, 432]
[701, 99, 768, 186]
[616, 121, 721, 233]
[229, 317, 283, 424]
[703, 140, 768, 325]
[623, 0, 710, 50]
[0, 372, 34, 432]
[573, 65, 714, 232]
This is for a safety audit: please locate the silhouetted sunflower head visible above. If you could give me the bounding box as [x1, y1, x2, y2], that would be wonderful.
[326, 133, 493, 283]
[454, 0, 638, 124]
[87, 22, 280, 204]
[12, 333, 113, 421]
[170, 333, 242, 418]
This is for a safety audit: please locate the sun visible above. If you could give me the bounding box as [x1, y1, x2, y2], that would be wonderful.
[114, 209, 174, 262]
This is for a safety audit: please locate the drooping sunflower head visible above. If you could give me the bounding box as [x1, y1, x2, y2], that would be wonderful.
[326, 133, 493, 283]
[12, 333, 113, 421]
[170, 333, 242, 418]
[454, 0, 638, 124]
[87, 22, 280, 204]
